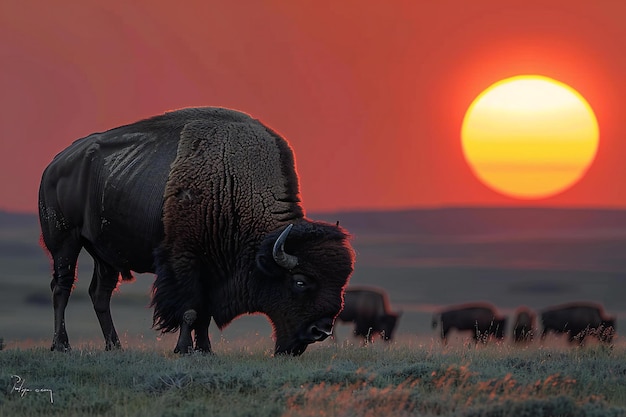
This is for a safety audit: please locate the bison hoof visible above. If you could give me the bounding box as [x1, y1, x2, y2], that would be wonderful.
[105, 341, 122, 351]
[51, 342, 71, 353]
[173, 344, 194, 355]
[194, 346, 213, 354]
[194, 341, 212, 353]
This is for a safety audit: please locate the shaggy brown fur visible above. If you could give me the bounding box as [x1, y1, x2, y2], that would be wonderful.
[150, 110, 355, 355]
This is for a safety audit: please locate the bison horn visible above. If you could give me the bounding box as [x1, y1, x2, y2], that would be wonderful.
[273, 224, 299, 270]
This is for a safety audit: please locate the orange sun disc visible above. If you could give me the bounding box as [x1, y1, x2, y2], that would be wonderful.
[461, 75, 599, 199]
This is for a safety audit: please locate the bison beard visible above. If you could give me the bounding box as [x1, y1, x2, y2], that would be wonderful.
[39, 107, 355, 355]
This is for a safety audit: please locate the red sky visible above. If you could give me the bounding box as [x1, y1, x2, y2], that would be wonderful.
[1, 1, 625, 214]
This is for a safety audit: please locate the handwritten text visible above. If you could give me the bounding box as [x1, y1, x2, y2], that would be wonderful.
[11, 375, 54, 404]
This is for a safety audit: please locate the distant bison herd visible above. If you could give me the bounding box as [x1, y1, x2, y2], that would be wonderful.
[336, 291, 616, 347]
[431, 301, 616, 346]
[37, 107, 618, 356]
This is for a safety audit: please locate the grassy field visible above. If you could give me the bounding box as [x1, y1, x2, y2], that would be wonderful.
[2, 208, 625, 415]
[2, 341, 626, 417]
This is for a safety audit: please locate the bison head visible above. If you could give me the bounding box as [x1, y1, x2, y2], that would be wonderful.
[254, 221, 355, 355]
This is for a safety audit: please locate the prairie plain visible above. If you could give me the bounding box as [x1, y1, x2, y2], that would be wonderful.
[2, 207, 623, 349]
[1, 207, 625, 416]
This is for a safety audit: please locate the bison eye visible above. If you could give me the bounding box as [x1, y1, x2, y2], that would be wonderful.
[291, 274, 312, 294]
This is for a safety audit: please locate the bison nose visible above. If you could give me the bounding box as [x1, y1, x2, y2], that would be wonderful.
[306, 318, 334, 342]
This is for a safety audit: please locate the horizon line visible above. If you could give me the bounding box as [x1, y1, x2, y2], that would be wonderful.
[4, 204, 626, 217]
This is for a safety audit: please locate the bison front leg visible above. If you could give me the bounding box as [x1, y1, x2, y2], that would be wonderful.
[174, 309, 197, 354]
[152, 246, 210, 354]
[193, 316, 212, 353]
[172, 311, 212, 353]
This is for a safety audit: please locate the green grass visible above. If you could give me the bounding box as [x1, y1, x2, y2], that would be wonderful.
[2, 341, 626, 417]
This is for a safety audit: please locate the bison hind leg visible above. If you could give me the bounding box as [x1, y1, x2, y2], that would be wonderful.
[87, 256, 122, 351]
[48, 234, 82, 352]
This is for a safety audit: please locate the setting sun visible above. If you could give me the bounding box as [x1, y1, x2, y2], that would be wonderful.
[461, 75, 599, 199]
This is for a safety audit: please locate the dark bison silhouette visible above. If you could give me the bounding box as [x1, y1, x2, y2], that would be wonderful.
[337, 287, 401, 342]
[540, 302, 616, 345]
[512, 306, 536, 343]
[432, 303, 507, 343]
[39, 107, 355, 355]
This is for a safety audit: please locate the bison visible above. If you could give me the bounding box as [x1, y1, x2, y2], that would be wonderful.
[337, 287, 401, 342]
[39, 107, 355, 355]
[512, 306, 536, 343]
[432, 303, 507, 344]
[540, 302, 616, 345]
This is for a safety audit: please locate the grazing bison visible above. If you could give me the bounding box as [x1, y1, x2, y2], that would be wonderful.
[432, 303, 507, 343]
[337, 287, 401, 342]
[39, 107, 355, 355]
[512, 306, 536, 343]
[540, 302, 616, 345]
